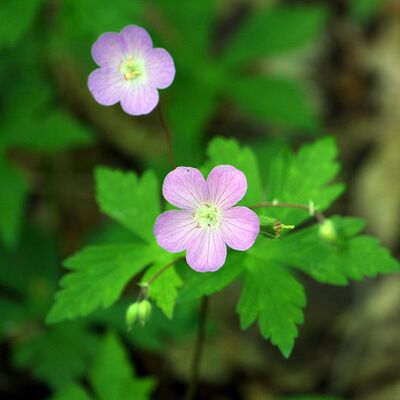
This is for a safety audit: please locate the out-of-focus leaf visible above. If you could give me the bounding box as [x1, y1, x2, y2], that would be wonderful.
[203, 137, 263, 205]
[350, 0, 388, 23]
[0, 158, 28, 247]
[237, 256, 306, 358]
[228, 76, 319, 131]
[47, 243, 156, 323]
[90, 333, 155, 400]
[95, 168, 160, 243]
[1, 75, 93, 152]
[167, 77, 219, 165]
[222, 5, 327, 66]
[13, 323, 99, 389]
[153, 0, 216, 60]
[56, 0, 143, 63]
[51, 384, 93, 400]
[0, 0, 44, 49]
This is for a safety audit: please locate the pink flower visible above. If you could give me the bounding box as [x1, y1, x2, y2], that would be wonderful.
[154, 166, 260, 272]
[88, 25, 175, 116]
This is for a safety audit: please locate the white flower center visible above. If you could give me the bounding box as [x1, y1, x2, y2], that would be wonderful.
[119, 56, 145, 81]
[194, 203, 222, 229]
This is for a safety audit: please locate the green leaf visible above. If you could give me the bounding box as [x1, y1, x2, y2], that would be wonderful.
[237, 256, 306, 357]
[13, 323, 98, 389]
[258, 216, 400, 285]
[47, 243, 156, 323]
[222, 5, 327, 66]
[95, 168, 160, 243]
[154, 0, 216, 60]
[228, 76, 319, 131]
[1, 74, 93, 152]
[51, 384, 93, 400]
[203, 137, 263, 205]
[263, 137, 344, 225]
[0, 158, 28, 247]
[142, 257, 183, 319]
[168, 77, 219, 165]
[90, 333, 155, 400]
[178, 253, 244, 302]
[350, 0, 387, 23]
[0, 0, 44, 49]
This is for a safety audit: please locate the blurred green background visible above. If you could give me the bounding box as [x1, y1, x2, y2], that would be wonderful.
[1, 0, 399, 399]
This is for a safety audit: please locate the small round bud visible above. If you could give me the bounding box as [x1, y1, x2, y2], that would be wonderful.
[138, 300, 152, 326]
[319, 219, 337, 243]
[126, 302, 139, 330]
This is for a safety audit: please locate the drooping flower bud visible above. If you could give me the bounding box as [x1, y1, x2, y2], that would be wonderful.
[138, 300, 152, 326]
[319, 219, 337, 243]
[126, 302, 139, 331]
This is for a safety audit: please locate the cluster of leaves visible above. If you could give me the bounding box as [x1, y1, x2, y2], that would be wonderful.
[48, 136, 399, 358]
[0, 0, 94, 248]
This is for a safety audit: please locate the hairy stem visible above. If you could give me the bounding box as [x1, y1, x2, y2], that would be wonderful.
[157, 103, 175, 168]
[248, 201, 326, 223]
[146, 257, 183, 286]
[184, 297, 209, 400]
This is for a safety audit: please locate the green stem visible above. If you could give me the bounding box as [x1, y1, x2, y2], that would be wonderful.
[184, 297, 209, 400]
[157, 103, 175, 169]
[248, 201, 326, 224]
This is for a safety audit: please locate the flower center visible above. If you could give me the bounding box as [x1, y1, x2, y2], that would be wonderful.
[194, 203, 222, 229]
[119, 56, 144, 81]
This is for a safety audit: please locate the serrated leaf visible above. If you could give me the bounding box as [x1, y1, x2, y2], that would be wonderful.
[142, 257, 183, 319]
[203, 137, 263, 205]
[13, 323, 98, 389]
[228, 76, 319, 131]
[263, 137, 344, 225]
[237, 257, 306, 357]
[0, 158, 28, 247]
[256, 216, 400, 285]
[222, 5, 327, 66]
[47, 244, 156, 323]
[178, 253, 244, 302]
[95, 168, 160, 243]
[90, 333, 155, 400]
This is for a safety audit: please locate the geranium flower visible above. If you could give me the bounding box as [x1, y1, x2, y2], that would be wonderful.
[88, 25, 175, 116]
[154, 166, 260, 272]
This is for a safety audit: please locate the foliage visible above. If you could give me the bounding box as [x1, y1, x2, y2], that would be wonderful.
[49, 136, 399, 358]
[51, 333, 155, 400]
[0, 0, 399, 398]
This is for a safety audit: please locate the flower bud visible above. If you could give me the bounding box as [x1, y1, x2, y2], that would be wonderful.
[138, 300, 152, 326]
[319, 219, 337, 243]
[126, 302, 139, 331]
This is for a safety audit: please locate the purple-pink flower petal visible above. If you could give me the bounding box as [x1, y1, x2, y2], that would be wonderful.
[186, 229, 227, 272]
[163, 167, 208, 210]
[91, 32, 123, 67]
[145, 48, 176, 89]
[120, 84, 159, 116]
[221, 206, 260, 251]
[206, 165, 247, 210]
[154, 210, 198, 253]
[88, 68, 126, 106]
[120, 25, 153, 56]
